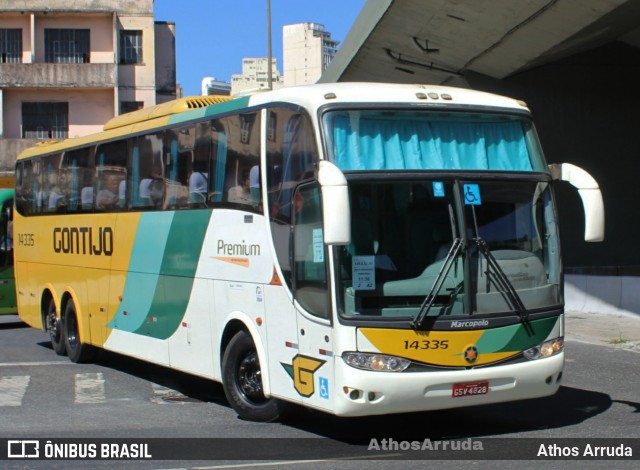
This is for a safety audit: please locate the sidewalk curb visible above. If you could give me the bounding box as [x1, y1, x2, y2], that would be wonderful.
[564, 310, 640, 353]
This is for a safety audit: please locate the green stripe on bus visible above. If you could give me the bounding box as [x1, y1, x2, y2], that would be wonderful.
[203, 96, 251, 118]
[475, 316, 559, 353]
[109, 210, 211, 339]
[167, 96, 252, 126]
[132, 210, 212, 339]
[108, 212, 174, 332]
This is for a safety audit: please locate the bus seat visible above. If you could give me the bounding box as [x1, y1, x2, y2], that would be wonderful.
[189, 191, 207, 206]
[48, 192, 65, 210]
[118, 180, 126, 208]
[189, 171, 208, 207]
[135, 196, 153, 208]
[477, 250, 546, 291]
[135, 179, 158, 208]
[81, 187, 93, 210]
[432, 225, 454, 262]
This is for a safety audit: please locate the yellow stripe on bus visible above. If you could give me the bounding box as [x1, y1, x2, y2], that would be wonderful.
[359, 328, 515, 367]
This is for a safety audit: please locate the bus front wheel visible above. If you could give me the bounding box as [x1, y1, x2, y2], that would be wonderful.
[222, 330, 281, 422]
[46, 299, 66, 356]
[63, 301, 96, 363]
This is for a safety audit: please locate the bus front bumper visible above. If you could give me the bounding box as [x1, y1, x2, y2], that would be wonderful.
[332, 352, 564, 417]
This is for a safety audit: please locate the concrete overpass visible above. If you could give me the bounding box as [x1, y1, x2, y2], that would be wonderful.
[321, 0, 640, 315]
[321, 0, 640, 86]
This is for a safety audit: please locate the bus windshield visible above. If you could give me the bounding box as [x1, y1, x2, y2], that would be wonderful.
[322, 109, 547, 172]
[333, 177, 561, 320]
[336, 180, 560, 320]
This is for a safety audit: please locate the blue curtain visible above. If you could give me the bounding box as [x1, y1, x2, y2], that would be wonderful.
[70, 159, 79, 211]
[32, 164, 40, 213]
[213, 131, 227, 202]
[131, 146, 140, 205]
[331, 116, 533, 171]
[167, 139, 179, 204]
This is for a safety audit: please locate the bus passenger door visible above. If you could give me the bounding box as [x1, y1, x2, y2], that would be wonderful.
[291, 183, 334, 412]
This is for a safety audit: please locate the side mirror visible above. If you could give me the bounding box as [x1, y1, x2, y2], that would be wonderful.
[317, 161, 351, 245]
[549, 163, 604, 242]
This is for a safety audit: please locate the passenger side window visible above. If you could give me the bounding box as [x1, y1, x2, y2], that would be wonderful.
[95, 140, 127, 212]
[130, 133, 164, 210]
[39, 154, 63, 213]
[211, 112, 261, 211]
[189, 121, 212, 207]
[267, 108, 317, 221]
[267, 107, 319, 289]
[64, 147, 94, 213]
[15, 161, 37, 216]
[164, 127, 194, 209]
[293, 183, 329, 319]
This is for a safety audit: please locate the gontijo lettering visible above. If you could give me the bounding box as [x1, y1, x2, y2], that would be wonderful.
[53, 227, 114, 256]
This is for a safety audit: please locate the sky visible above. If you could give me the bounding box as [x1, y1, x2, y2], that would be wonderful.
[154, 0, 367, 96]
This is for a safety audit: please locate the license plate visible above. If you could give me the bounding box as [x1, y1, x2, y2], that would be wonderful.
[452, 381, 489, 398]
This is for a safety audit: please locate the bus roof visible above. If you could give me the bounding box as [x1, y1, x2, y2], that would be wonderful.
[16, 83, 529, 161]
[103, 95, 232, 130]
[16, 95, 240, 160]
[246, 82, 530, 113]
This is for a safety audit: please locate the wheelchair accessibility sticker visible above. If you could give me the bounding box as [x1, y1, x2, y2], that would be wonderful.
[319, 377, 329, 399]
[463, 184, 482, 205]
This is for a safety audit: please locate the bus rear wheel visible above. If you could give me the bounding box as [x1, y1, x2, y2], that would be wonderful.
[222, 330, 281, 422]
[63, 301, 96, 363]
[46, 299, 66, 356]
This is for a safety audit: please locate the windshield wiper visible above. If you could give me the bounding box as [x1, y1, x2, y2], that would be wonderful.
[411, 204, 462, 330]
[411, 237, 462, 330]
[473, 237, 533, 332]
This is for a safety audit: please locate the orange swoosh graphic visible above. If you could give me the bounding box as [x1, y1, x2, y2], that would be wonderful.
[211, 256, 250, 268]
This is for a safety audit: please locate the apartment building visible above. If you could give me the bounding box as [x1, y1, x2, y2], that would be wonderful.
[0, 0, 176, 171]
[231, 58, 283, 96]
[201, 77, 231, 96]
[283, 22, 339, 87]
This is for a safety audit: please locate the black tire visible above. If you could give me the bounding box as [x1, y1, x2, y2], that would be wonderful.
[222, 330, 282, 422]
[63, 301, 96, 363]
[46, 298, 67, 356]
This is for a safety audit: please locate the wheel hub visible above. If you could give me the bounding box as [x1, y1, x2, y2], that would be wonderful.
[237, 352, 265, 403]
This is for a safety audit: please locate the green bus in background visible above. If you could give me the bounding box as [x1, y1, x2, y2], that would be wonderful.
[0, 181, 16, 315]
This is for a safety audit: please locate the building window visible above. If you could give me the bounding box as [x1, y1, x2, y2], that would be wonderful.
[120, 30, 143, 64]
[22, 102, 69, 139]
[120, 101, 144, 114]
[44, 29, 90, 64]
[0, 29, 22, 63]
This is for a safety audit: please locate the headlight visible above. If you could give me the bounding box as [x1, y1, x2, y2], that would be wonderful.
[523, 337, 564, 360]
[343, 352, 411, 372]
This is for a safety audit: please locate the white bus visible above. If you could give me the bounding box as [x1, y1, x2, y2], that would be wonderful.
[14, 83, 603, 421]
